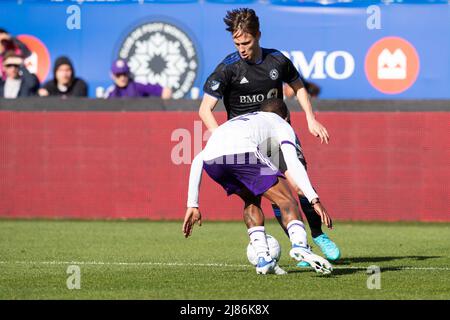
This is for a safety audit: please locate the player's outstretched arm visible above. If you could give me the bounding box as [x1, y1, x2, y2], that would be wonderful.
[199, 94, 220, 131]
[187, 151, 204, 208]
[183, 151, 204, 237]
[280, 142, 318, 202]
[288, 79, 330, 144]
[284, 171, 332, 229]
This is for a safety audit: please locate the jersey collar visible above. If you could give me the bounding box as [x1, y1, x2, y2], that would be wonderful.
[242, 47, 264, 65]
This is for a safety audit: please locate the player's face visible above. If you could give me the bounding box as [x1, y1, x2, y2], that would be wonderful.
[232, 31, 261, 62]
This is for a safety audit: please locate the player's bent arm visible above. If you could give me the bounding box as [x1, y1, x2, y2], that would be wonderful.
[288, 79, 329, 144]
[284, 167, 333, 229]
[280, 143, 318, 203]
[284, 170, 303, 195]
[288, 79, 314, 119]
[198, 93, 220, 131]
[186, 151, 204, 208]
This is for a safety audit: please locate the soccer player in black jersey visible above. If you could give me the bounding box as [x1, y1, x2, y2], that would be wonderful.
[198, 8, 340, 264]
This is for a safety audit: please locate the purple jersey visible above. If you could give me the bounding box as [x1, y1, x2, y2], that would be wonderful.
[107, 80, 163, 98]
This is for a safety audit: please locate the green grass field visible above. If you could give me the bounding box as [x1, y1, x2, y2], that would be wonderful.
[0, 219, 449, 299]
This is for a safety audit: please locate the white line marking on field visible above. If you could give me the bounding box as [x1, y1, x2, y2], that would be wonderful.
[0, 260, 449, 271]
[0, 260, 251, 268]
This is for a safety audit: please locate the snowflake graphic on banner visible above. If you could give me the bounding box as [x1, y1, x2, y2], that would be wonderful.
[119, 22, 199, 99]
[129, 33, 188, 90]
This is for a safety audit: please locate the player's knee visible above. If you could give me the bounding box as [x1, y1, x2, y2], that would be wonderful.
[277, 198, 299, 217]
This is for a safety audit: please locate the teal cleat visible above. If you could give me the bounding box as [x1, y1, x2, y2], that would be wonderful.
[313, 233, 341, 261]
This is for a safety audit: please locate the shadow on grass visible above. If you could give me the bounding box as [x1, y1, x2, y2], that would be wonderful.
[224, 256, 443, 277]
[287, 266, 408, 277]
[285, 255, 442, 277]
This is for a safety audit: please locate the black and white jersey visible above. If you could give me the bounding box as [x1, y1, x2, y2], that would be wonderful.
[203, 48, 300, 120]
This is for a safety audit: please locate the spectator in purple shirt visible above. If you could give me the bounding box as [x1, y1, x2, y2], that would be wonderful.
[105, 59, 171, 99]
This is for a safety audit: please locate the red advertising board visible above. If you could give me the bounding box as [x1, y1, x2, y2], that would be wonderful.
[0, 111, 448, 222]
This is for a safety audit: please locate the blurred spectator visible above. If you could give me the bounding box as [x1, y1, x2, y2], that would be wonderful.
[39, 56, 88, 97]
[105, 59, 172, 99]
[0, 51, 39, 98]
[283, 76, 321, 99]
[0, 28, 31, 80]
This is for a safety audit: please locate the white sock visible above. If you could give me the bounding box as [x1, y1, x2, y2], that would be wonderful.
[248, 226, 271, 261]
[287, 220, 308, 248]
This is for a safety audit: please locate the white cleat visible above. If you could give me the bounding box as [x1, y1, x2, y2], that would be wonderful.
[255, 257, 276, 275]
[273, 263, 288, 275]
[290, 245, 333, 275]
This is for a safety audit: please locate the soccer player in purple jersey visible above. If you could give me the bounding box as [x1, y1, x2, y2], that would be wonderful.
[198, 8, 340, 264]
[183, 99, 333, 275]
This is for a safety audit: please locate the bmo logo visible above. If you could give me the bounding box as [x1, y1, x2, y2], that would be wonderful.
[365, 37, 419, 94]
[240, 89, 278, 104]
[240, 94, 264, 104]
[282, 51, 355, 80]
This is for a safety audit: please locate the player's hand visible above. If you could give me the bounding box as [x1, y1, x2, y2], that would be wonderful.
[312, 202, 333, 229]
[307, 118, 329, 144]
[182, 207, 202, 238]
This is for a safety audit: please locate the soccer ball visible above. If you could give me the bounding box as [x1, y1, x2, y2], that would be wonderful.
[246, 234, 281, 266]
